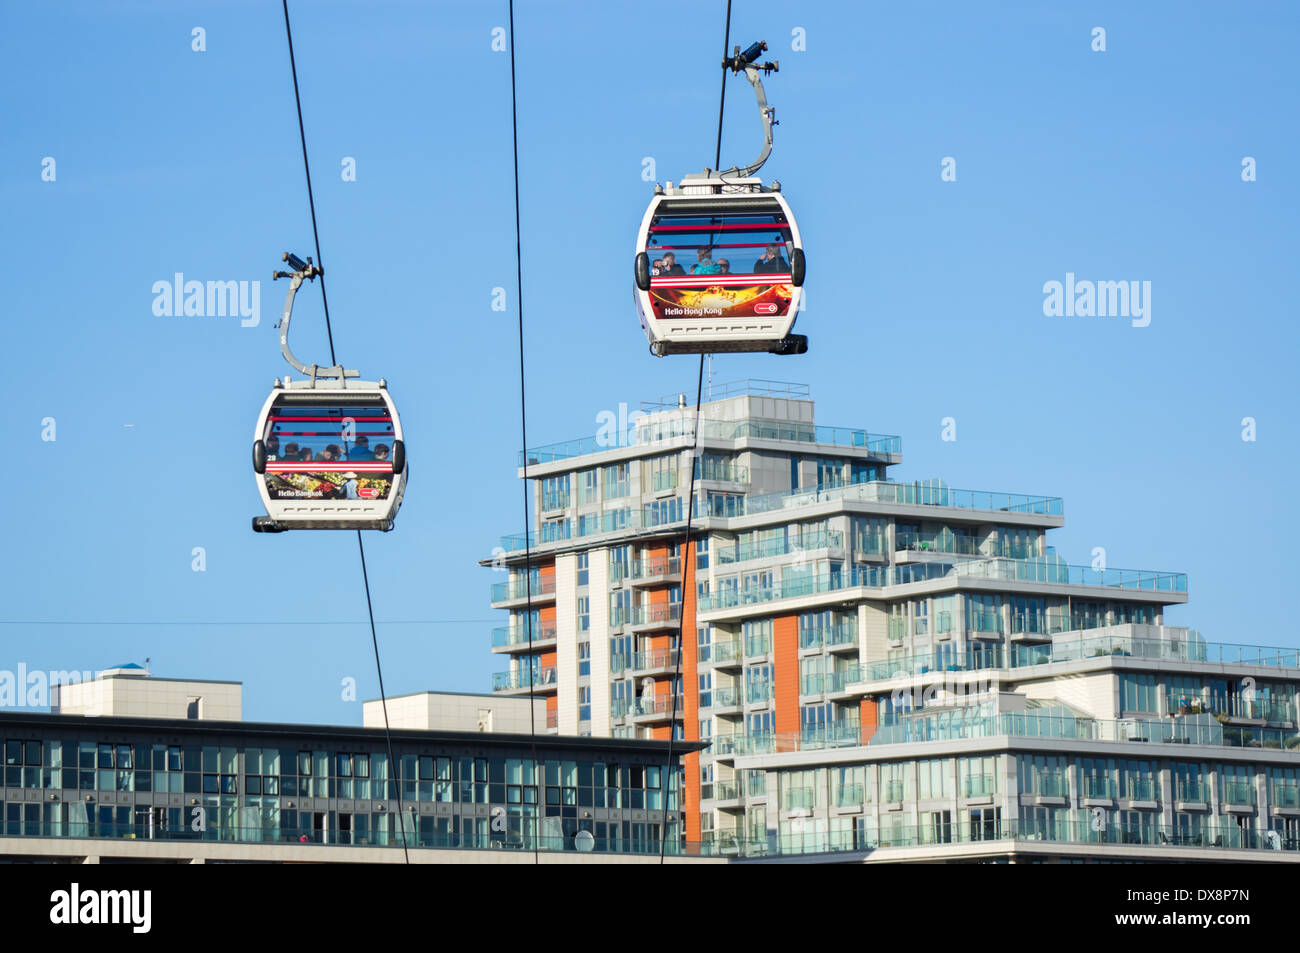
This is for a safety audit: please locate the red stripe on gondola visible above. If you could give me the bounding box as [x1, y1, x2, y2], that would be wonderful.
[271, 432, 393, 437]
[650, 224, 789, 232]
[269, 416, 392, 422]
[650, 276, 791, 285]
[649, 242, 783, 251]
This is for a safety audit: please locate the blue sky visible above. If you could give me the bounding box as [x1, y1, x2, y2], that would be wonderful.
[1, 1, 1296, 724]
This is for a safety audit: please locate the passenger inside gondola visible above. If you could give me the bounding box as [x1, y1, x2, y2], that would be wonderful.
[373, 443, 390, 462]
[691, 247, 721, 275]
[349, 436, 373, 460]
[753, 243, 789, 273]
[657, 252, 685, 276]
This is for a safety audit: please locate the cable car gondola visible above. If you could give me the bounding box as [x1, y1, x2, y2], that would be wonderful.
[251, 254, 407, 533]
[635, 41, 807, 357]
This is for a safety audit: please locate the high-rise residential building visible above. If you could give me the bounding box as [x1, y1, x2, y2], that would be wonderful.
[485, 379, 1300, 862]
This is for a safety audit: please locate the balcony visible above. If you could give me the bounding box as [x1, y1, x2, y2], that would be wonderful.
[490, 575, 556, 607]
[883, 779, 905, 804]
[744, 634, 772, 658]
[1121, 779, 1160, 802]
[631, 695, 683, 724]
[1168, 692, 1296, 725]
[1221, 780, 1256, 808]
[782, 787, 816, 811]
[630, 556, 682, 587]
[710, 640, 743, 668]
[630, 602, 682, 632]
[1271, 782, 1300, 810]
[1029, 773, 1068, 799]
[492, 667, 558, 695]
[491, 621, 558, 652]
[716, 530, 844, 567]
[799, 621, 858, 652]
[962, 774, 997, 798]
[627, 648, 680, 677]
[695, 459, 749, 485]
[895, 530, 983, 557]
[709, 686, 742, 714]
[712, 780, 742, 807]
[1176, 780, 1207, 804]
[745, 681, 774, 706]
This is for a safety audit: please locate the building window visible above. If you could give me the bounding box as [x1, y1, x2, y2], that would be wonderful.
[576, 468, 598, 505]
[603, 463, 629, 499]
[578, 686, 591, 723]
[1120, 674, 1157, 713]
[576, 552, 589, 586]
[577, 641, 590, 676]
[577, 597, 590, 633]
[696, 537, 709, 570]
[541, 474, 569, 511]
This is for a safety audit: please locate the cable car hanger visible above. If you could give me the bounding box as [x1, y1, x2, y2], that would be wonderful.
[719, 41, 780, 180]
[272, 251, 359, 387]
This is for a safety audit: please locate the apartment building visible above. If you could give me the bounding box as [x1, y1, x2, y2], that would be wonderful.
[484, 378, 1299, 861]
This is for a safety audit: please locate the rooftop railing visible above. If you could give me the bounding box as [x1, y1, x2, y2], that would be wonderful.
[496, 480, 1065, 553]
[519, 417, 902, 467]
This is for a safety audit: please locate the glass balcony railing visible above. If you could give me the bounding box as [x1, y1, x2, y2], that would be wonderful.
[1271, 782, 1300, 809]
[519, 415, 901, 467]
[491, 667, 557, 692]
[743, 634, 771, 658]
[490, 576, 556, 602]
[1029, 773, 1067, 798]
[632, 695, 683, 718]
[630, 556, 681, 582]
[1081, 776, 1117, 799]
[496, 477, 1069, 555]
[709, 686, 741, 709]
[782, 787, 816, 811]
[1122, 778, 1160, 801]
[861, 709, 1300, 753]
[835, 783, 865, 807]
[629, 603, 682, 628]
[895, 531, 983, 556]
[712, 780, 740, 801]
[1176, 780, 1207, 802]
[799, 621, 857, 650]
[745, 681, 774, 705]
[490, 622, 558, 648]
[694, 459, 749, 484]
[962, 774, 997, 798]
[883, 779, 905, 803]
[1221, 780, 1256, 806]
[628, 648, 680, 672]
[859, 629, 1300, 684]
[716, 530, 844, 566]
[711, 640, 742, 664]
[742, 480, 1061, 519]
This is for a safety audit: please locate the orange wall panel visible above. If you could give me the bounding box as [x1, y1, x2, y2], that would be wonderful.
[774, 615, 799, 736]
[860, 698, 878, 744]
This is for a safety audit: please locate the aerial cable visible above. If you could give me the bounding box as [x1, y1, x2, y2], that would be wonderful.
[659, 0, 733, 865]
[281, 0, 409, 864]
[506, 0, 543, 865]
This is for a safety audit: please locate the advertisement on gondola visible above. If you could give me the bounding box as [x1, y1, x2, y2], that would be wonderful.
[263, 464, 393, 501]
[648, 278, 794, 320]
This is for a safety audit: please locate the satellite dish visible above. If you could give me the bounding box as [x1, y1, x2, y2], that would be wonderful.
[574, 830, 595, 852]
